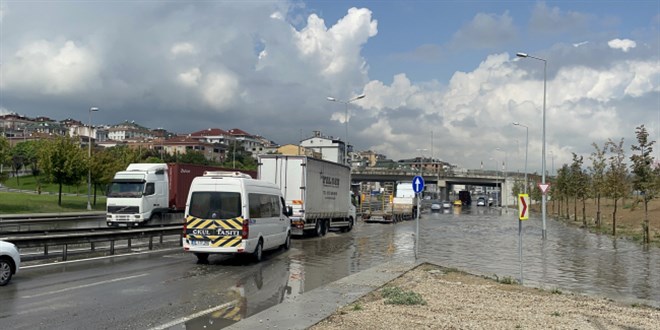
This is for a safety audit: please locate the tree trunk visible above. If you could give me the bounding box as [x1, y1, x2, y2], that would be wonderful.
[565, 197, 569, 219]
[574, 197, 578, 221]
[582, 198, 586, 227]
[93, 184, 97, 206]
[644, 200, 650, 244]
[612, 198, 618, 236]
[58, 182, 63, 206]
[596, 195, 601, 228]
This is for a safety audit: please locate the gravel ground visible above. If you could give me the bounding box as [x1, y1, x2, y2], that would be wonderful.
[311, 263, 659, 330]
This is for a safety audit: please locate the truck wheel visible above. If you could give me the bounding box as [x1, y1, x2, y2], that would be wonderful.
[0, 258, 13, 286]
[343, 218, 354, 232]
[149, 213, 162, 223]
[315, 221, 323, 237]
[194, 253, 209, 264]
[320, 220, 328, 236]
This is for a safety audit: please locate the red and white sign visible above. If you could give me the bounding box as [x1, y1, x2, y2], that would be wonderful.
[518, 194, 529, 220]
[538, 183, 550, 194]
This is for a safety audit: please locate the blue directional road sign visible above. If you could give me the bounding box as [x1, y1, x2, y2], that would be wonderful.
[412, 175, 425, 193]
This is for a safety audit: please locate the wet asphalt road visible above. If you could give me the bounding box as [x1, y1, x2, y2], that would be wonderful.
[1, 206, 658, 330]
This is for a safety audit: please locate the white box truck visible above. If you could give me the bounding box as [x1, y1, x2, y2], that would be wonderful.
[258, 155, 356, 237]
[106, 163, 248, 227]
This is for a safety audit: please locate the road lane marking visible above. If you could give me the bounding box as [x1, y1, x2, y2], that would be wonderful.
[21, 247, 183, 269]
[149, 299, 239, 330]
[21, 273, 149, 299]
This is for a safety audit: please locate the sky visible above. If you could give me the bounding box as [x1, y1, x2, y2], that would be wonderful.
[1, 0, 659, 174]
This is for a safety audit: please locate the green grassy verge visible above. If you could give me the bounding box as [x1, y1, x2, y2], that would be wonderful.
[2, 175, 97, 195]
[0, 191, 106, 214]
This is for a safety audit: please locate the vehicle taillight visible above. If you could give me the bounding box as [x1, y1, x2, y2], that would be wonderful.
[242, 219, 249, 239]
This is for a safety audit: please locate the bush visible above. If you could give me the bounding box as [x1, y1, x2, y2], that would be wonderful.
[380, 286, 427, 306]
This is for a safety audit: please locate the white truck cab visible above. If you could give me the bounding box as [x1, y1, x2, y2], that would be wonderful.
[106, 163, 168, 226]
[183, 171, 292, 263]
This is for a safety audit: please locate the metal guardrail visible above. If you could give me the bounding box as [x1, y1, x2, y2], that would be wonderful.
[4, 225, 182, 261]
[0, 212, 106, 223]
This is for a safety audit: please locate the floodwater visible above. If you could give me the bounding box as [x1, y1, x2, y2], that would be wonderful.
[183, 206, 659, 329]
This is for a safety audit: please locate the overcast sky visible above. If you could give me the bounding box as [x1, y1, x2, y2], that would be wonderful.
[1, 1, 658, 173]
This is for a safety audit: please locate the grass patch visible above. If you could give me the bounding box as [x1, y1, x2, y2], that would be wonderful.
[351, 303, 363, 311]
[0, 191, 106, 213]
[380, 286, 427, 306]
[2, 174, 100, 195]
[551, 311, 561, 317]
[494, 275, 518, 285]
[551, 288, 562, 295]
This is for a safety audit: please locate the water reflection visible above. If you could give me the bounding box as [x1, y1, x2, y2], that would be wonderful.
[418, 207, 660, 307]
[183, 208, 659, 328]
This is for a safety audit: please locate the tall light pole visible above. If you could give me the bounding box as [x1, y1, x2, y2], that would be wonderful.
[495, 147, 508, 212]
[87, 107, 99, 211]
[517, 51, 548, 239]
[326, 94, 366, 165]
[513, 122, 529, 194]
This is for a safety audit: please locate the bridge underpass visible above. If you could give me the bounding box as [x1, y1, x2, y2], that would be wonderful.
[351, 169, 516, 206]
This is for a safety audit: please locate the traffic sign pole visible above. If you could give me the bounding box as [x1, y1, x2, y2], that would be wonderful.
[518, 194, 529, 285]
[412, 176, 424, 260]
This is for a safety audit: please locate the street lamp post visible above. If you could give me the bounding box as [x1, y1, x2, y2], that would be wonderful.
[87, 107, 99, 211]
[517, 51, 548, 239]
[326, 94, 366, 165]
[513, 122, 529, 194]
[495, 147, 508, 212]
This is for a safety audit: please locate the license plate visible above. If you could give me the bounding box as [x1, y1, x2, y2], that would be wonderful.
[118, 223, 128, 227]
[190, 240, 209, 246]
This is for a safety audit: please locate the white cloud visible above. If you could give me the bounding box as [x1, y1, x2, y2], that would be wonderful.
[607, 38, 636, 52]
[530, 2, 590, 33]
[451, 11, 517, 48]
[200, 71, 239, 110]
[178, 68, 201, 87]
[0, 40, 100, 94]
[170, 42, 197, 56]
[270, 11, 284, 20]
[294, 7, 377, 76]
[0, 2, 6, 23]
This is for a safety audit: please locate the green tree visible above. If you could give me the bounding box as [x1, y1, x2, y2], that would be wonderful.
[178, 150, 209, 165]
[568, 153, 589, 225]
[605, 138, 628, 236]
[12, 140, 43, 176]
[0, 136, 11, 183]
[556, 164, 570, 219]
[629, 125, 658, 244]
[39, 136, 87, 206]
[89, 147, 126, 206]
[589, 142, 608, 227]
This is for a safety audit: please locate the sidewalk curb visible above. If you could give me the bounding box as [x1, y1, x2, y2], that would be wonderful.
[226, 259, 420, 330]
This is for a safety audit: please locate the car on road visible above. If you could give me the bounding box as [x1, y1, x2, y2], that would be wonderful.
[488, 197, 494, 206]
[0, 240, 20, 286]
[431, 200, 442, 212]
[476, 197, 487, 206]
[442, 201, 452, 209]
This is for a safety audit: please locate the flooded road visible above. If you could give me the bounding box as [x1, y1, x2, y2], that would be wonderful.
[184, 206, 659, 328]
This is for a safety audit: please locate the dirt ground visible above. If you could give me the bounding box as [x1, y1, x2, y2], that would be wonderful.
[311, 263, 660, 330]
[530, 197, 660, 246]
